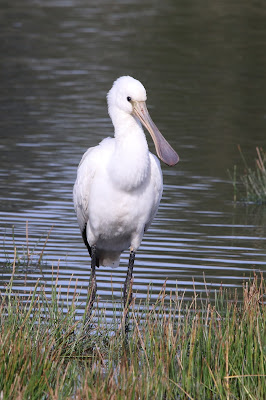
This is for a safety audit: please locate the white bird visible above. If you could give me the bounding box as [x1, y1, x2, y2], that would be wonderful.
[73, 76, 179, 314]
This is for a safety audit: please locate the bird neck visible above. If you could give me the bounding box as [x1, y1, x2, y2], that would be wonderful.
[108, 110, 151, 191]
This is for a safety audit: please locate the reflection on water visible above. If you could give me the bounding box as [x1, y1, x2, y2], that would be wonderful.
[0, 0, 266, 312]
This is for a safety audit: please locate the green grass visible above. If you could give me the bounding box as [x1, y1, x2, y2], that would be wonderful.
[229, 146, 266, 204]
[0, 260, 265, 400]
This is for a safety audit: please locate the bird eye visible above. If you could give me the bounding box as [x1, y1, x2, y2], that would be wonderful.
[127, 96, 131, 102]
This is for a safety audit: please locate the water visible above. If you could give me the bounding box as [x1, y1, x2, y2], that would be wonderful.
[1, 0, 266, 315]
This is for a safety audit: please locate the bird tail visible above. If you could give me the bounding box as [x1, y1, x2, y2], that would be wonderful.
[99, 252, 121, 268]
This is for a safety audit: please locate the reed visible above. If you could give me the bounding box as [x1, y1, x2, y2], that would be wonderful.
[0, 243, 265, 399]
[229, 146, 266, 204]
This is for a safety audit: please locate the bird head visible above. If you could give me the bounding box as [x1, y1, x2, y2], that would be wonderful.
[107, 76, 179, 167]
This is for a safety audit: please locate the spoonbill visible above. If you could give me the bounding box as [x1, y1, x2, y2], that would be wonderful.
[73, 76, 179, 315]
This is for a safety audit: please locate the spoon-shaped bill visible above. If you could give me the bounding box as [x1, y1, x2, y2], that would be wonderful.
[132, 101, 179, 166]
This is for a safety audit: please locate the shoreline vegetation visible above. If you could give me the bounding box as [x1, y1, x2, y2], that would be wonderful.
[0, 252, 265, 399]
[229, 146, 266, 204]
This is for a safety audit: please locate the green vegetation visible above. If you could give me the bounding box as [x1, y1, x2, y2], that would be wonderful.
[0, 257, 265, 400]
[229, 146, 266, 204]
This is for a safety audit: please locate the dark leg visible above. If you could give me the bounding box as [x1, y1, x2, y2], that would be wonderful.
[87, 244, 97, 313]
[123, 250, 135, 334]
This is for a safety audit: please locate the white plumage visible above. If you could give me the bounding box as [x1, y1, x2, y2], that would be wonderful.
[73, 75, 178, 278]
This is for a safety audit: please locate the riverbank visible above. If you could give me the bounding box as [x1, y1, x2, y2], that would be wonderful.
[0, 266, 265, 399]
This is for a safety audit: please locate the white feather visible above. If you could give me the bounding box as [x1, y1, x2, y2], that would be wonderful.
[73, 76, 164, 267]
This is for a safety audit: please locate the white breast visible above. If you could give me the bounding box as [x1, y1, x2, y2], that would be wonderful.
[73, 136, 163, 267]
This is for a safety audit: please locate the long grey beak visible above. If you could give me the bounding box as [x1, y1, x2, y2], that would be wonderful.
[132, 101, 179, 166]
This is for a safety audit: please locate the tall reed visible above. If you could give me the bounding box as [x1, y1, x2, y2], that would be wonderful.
[1, 268, 265, 399]
[229, 146, 266, 204]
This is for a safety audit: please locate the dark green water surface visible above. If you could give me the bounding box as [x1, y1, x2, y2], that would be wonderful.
[0, 0, 266, 313]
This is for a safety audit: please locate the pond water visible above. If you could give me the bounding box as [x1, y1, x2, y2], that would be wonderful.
[1, 0, 266, 315]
